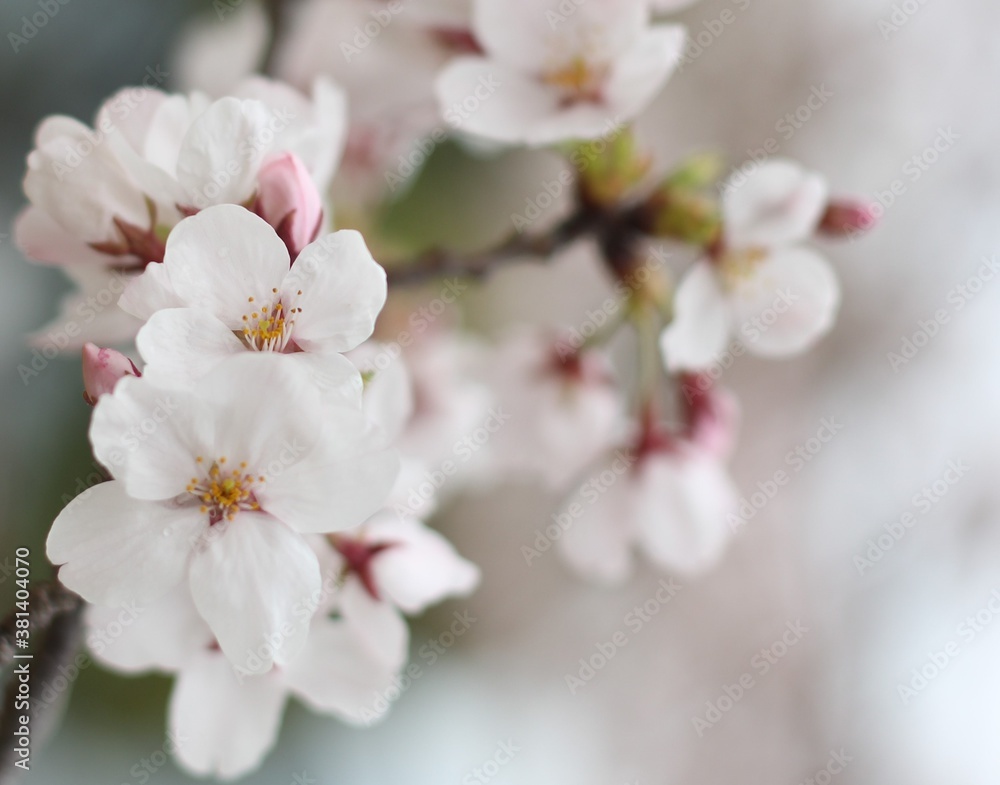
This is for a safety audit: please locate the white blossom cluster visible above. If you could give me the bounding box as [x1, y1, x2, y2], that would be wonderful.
[15, 0, 875, 779]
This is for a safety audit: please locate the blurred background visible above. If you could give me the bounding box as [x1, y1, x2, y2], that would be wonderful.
[3, 0, 1000, 782]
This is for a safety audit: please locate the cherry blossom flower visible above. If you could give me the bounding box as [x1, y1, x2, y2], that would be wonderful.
[435, 0, 685, 146]
[120, 204, 385, 400]
[660, 158, 840, 371]
[47, 352, 398, 673]
[559, 383, 739, 584]
[88, 590, 401, 780]
[320, 513, 480, 668]
[488, 329, 627, 488]
[17, 78, 345, 347]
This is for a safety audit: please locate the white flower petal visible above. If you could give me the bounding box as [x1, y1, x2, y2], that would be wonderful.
[604, 25, 685, 123]
[729, 247, 841, 358]
[87, 589, 213, 673]
[723, 158, 829, 249]
[176, 97, 277, 208]
[367, 517, 480, 614]
[14, 207, 112, 267]
[169, 649, 287, 781]
[284, 615, 400, 725]
[337, 577, 410, 670]
[287, 352, 365, 412]
[118, 261, 185, 321]
[161, 205, 289, 327]
[47, 482, 201, 606]
[136, 308, 246, 388]
[633, 451, 737, 576]
[283, 230, 387, 354]
[188, 512, 320, 674]
[660, 260, 731, 372]
[90, 376, 205, 500]
[349, 342, 414, 446]
[558, 474, 635, 585]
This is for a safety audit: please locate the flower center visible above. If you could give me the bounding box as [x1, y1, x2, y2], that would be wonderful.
[719, 247, 768, 288]
[240, 288, 303, 352]
[187, 456, 264, 524]
[543, 57, 607, 105]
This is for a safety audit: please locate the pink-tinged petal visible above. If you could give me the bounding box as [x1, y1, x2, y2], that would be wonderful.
[87, 589, 213, 674]
[284, 616, 401, 725]
[136, 308, 245, 388]
[723, 159, 829, 249]
[176, 97, 277, 209]
[337, 577, 410, 670]
[633, 451, 738, 576]
[169, 649, 287, 781]
[558, 472, 636, 585]
[188, 512, 320, 674]
[729, 247, 841, 358]
[261, 427, 399, 534]
[195, 352, 324, 473]
[14, 207, 112, 267]
[660, 260, 731, 372]
[23, 116, 149, 242]
[47, 481, 202, 606]
[255, 152, 324, 258]
[82, 343, 140, 405]
[604, 25, 685, 123]
[118, 261, 185, 321]
[282, 229, 387, 354]
[681, 380, 740, 461]
[142, 92, 213, 176]
[161, 205, 289, 327]
[367, 517, 481, 614]
[90, 376, 205, 500]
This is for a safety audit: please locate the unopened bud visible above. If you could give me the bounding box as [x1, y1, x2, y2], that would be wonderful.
[82, 343, 140, 405]
[255, 152, 324, 260]
[818, 199, 878, 238]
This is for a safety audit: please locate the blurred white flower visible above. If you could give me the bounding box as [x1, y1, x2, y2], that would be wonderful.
[488, 329, 627, 488]
[435, 0, 685, 146]
[121, 205, 385, 400]
[323, 513, 481, 668]
[47, 352, 398, 673]
[88, 589, 401, 781]
[559, 383, 739, 584]
[661, 158, 840, 371]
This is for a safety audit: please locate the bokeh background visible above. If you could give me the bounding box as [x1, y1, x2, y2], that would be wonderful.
[3, 0, 1000, 782]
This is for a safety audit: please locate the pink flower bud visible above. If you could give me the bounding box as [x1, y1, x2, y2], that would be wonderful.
[679, 374, 739, 459]
[818, 199, 879, 238]
[82, 343, 140, 405]
[255, 152, 324, 260]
